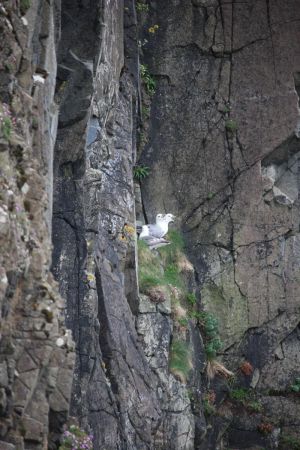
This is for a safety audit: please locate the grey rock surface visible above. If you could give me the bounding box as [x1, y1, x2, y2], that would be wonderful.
[0, 1, 74, 449]
[139, 0, 300, 447]
[2, 0, 300, 449]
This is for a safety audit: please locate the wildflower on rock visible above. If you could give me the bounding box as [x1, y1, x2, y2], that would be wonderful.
[148, 24, 159, 33]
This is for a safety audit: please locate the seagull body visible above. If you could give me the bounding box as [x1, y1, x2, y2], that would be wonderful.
[139, 214, 175, 248]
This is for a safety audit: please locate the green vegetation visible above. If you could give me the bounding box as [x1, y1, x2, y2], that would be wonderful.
[178, 317, 188, 327]
[207, 192, 215, 200]
[137, 228, 233, 382]
[225, 119, 238, 132]
[164, 264, 183, 287]
[197, 311, 222, 360]
[137, 239, 164, 292]
[229, 387, 263, 411]
[169, 340, 191, 383]
[137, 237, 185, 293]
[133, 165, 150, 180]
[248, 400, 263, 412]
[279, 434, 300, 450]
[230, 387, 251, 402]
[186, 292, 197, 306]
[159, 230, 185, 266]
[20, 0, 31, 14]
[203, 398, 216, 416]
[290, 377, 300, 392]
[142, 105, 150, 119]
[1, 117, 12, 140]
[59, 425, 93, 450]
[140, 64, 156, 96]
[136, 1, 149, 12]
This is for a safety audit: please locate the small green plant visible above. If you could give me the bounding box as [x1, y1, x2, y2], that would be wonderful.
[142, 105, 150, 118]
[140, 64, 156, 96]
[59, 425, 93, 450]
[136, 2, 149, 12]
[203, 398, 216, 416]
[186, 292, 197, 306]
[279, 433, 300, 450]
[225, 119, 238, 132]
[133, 165, 150, 180]
[178, 317, 188, 327]
[198, 312, 222, 360]
[0, 102, 15, 141]
[207, 192, 215, 200]
[230, 387, 251, 402]
[20, 0, 31, 14]
[169, 340, 191, 383]
[159, 230, 185, 265]
[2, 117, 12, 140]
[290, 377, 300, 392]
[164, 264, 183, 287]
[248, 400, 263, 413]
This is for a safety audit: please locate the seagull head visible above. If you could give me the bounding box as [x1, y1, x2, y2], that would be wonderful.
[156, 213, 164, 222]
[164, 213, 175, 223]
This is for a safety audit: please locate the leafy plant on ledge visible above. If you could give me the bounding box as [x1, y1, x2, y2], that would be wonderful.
[169, 339, 192, 383]
[133, 165, 150, 180]
[290, 377, 300, 392]
[140, 64, 156, 96]
[136, 1, 149, 12]
[225, 119, 238, 132]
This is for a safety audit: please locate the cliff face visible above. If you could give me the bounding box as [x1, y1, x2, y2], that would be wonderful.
[0, 1, 74, 449]
[140, 0, 300, 448]
[1, 0, 300, 449]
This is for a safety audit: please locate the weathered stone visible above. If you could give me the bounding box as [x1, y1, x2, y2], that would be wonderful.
[21, 416, 44, 443]
[0, 442, 16, 450]
[0, 362, 9, 388]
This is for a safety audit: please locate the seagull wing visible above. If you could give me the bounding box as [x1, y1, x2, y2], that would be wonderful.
[146, 223, 165, 238]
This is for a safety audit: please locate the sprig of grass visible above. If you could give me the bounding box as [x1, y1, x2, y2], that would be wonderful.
[169, 340, 191, 383]
[134, 165, 150, 180]
[140, 64, 156, 96]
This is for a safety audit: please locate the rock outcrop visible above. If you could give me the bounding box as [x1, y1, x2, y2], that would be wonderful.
[0, 1, 74, 449]
[139, 0, 300, 448]
[1, 0, 300, 449]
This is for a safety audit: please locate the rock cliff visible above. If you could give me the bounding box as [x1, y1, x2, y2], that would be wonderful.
[0, 0, 300, 449]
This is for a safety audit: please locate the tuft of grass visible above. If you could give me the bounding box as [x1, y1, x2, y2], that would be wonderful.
[290, 377, 300, 392]
[142, 105, 150, 119]
[169, 340, 191, 383]
[20, 0, 31, 14]
[134, 165, 150, 180]
[225, 119, 238, 132]
[140, 64, 156, 96]
[279, 434, 300, 450]
[138, 240, 165, 293]
[2, 117, 12, 140]
[230, 387, 251, 402]
[164, 264, 183, 288]
[248, 400, 263, 413]
[203, 399, 216, 416]
[186, 292, 197, 306]
[139, 274, 162, 292]
[159, 230, 185, 266]
[136, 2, 149, 12]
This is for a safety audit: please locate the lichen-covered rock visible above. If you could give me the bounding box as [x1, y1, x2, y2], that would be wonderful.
[0, 1, 74, 449]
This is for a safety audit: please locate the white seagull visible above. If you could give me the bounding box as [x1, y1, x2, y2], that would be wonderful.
[139, 213, 175, 248]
